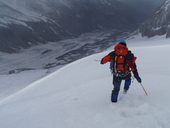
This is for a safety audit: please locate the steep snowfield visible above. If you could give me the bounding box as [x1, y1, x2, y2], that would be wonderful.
[0, 39, 170, 128]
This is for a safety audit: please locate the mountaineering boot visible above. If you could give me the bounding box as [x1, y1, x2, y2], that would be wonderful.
[111, 90, 118, 102]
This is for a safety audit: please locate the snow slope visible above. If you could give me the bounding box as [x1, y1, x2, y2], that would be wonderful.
[0, 69, 47, 100]
[0, 39, 170, 128]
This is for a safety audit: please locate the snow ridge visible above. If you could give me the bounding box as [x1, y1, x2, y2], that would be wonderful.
[0, 39, 170, 128]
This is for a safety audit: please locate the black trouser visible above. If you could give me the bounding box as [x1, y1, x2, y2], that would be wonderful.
[112, 73, 131, 95]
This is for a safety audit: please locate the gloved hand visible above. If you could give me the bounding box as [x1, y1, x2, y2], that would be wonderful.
[135, 75, 142, 83]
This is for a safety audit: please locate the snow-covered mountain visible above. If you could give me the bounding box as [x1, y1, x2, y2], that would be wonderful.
[0, 0, 162, 53]
[140, 0, 170, 38]
[0, 0, 70, 53]
[0, 38, 170, 128]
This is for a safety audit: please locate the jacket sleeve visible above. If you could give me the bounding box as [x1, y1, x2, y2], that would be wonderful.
[129, 56, 140, 77]
[101, 54, 111, 64]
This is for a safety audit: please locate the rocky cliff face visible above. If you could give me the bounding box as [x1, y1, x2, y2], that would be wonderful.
[140, 0, 170, 38]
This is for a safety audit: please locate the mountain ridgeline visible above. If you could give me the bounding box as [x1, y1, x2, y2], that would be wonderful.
[0, 0, 161, 53]
[140, 0, 170, 38]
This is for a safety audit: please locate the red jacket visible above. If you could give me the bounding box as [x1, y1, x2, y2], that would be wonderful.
[101, 50, 139, 77]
